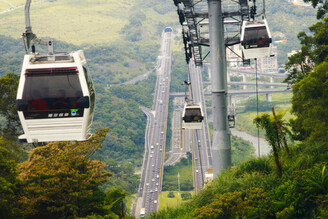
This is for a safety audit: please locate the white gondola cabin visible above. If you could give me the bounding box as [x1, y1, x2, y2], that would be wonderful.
[240, 19, 272, 59]
[182, 104, 204, 129]
[16, 50, 95, 143]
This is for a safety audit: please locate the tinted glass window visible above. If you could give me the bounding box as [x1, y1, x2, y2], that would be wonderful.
[22, 67, 84, 119]
[184, 108, 203, 123]
[244, 26, 270, 49]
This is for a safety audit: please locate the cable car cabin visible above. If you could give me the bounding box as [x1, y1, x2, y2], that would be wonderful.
[240, 19, 272, 59]
[16, 50, 95, 143]
[182, 104, 204, 129]
[228, 114, 235, 128]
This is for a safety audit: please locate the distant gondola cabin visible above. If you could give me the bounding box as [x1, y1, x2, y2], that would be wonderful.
[182, 104, 204, 129]
[240, 19, 272, 59]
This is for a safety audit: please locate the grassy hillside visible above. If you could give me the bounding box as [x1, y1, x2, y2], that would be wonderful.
[0, 0, 180, 84]
[235, 93, 293, 136]
[0, 0, 177, 45]
[0, 0, 318, 78]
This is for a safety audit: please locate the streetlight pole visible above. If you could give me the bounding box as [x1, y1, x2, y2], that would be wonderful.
[208, 0, 231, 176]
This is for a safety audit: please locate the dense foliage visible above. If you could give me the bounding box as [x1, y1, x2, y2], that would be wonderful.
[253, 112, 290, 177]
[170, 51, 189, 92]
[0, 73, 20, 140]
[285, 7, 328, 143]
[0, 128, 134, 218]
[285, 16, 328, 85]
[181, 192, 192, 201]
[291, 62, 328, 142]
[0, 36, 25, 76]
[93, 76, 155, 193]
[150, 142, 328, 218]
[0, 74, 26, 163]
[0, 146, 20, 218]
[231, 135, 254, 165]
[15, 129, 112, 218]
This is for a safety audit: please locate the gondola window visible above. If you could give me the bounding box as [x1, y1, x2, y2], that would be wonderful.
[22, 67, 84, 119]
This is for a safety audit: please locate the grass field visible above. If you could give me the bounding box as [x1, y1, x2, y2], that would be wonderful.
[159, 191, 193, 210]
[236, 93, 294, 136]
[237, 93, 292, 106]
[162, 162, 193, 191]
[0, 0, 129, 45]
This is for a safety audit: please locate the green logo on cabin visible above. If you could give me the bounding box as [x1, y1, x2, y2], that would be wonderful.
[70, 109, 79, 117]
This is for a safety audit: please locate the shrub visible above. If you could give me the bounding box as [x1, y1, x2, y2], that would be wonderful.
[167, 192, 175, 198]
[181, 192, 192, 201]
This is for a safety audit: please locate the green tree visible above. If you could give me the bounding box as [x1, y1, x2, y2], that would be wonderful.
[0, 74, 26, 163]
[0, 146, 20, 218]
[231, 135, 254, 165]
[284, 44, 313, 85]
[120, 11, 146, 42]
[193, 188, 274, 218]
[0, 137, 26, 162]
[253, 113, 286, 177]
[0, 73, 20, 140]
[291, 62, 328, 142]
[16, 128, 112, 218]
[168, 191, 175, 198]
[181, 192, 192, 201]
[285, 17, 328, 85]
[104, 187, 128, 219]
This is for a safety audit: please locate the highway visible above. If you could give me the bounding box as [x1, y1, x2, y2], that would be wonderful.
[165, 98, 187, 166]
[203, 81, 288, 87]
[228, 68, 287, 78]
[135, 28, 172, 217]
[187, 62, 213, 193]
[169, 88, 291, 98]
[134, 28, 290, 217]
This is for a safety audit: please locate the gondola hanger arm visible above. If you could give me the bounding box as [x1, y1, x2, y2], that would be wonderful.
[23, 0, 50, 53]
[255, 0, 266, 18]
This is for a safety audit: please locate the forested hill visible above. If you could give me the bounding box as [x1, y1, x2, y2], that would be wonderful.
[0, 0, 177, 46]
[0, 0, 318, 81]
[0, 0, 178, 85]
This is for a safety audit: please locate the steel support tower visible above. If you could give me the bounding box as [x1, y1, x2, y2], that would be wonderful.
[208, 0, 231, 174]
[173, 0, 251, 177]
